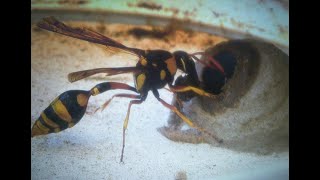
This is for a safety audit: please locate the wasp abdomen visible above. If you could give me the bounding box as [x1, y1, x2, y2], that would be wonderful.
[31, 90, 91, 137]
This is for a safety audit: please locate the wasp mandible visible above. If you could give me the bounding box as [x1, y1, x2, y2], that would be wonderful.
[31, 17, 225, 162]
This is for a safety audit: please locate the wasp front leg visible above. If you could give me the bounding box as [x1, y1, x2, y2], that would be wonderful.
[168, 84, 218, 99]
[31, 82, 138, 137]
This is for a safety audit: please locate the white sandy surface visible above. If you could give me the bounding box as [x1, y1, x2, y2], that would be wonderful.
[31, 22, 288, 180]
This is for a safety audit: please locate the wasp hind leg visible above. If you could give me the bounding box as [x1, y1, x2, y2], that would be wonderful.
[120, 94, 147, 163]
[94, 93, 141, 113]
[88, 91, 143, 163]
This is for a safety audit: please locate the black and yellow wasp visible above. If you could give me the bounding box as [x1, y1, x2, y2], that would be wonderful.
[31, 17, 225, 162]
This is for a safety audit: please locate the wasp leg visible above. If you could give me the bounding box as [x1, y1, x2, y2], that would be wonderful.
[95, 93, 141, 113]
[88, 82, 138, 114]
[84, 82, 142, 162]
[163, 87, 184, 112]
[120, 96, 146, 163]
[164, 87, 173, 92]
[152, 89, 223, 143]
[168, 84, 218, 99]
[89, 91, 142, 163]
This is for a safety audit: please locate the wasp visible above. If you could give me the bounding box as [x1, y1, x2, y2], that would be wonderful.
[31, 17, 225, 162]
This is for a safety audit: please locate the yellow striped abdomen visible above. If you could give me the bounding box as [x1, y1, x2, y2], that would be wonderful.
[31, 90, 90, 137]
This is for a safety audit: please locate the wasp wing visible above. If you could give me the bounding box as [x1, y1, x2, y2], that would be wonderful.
[37, 16, 145, 57]
[68, 67, 142, 83]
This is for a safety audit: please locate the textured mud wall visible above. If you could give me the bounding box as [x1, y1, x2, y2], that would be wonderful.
[160, 40, 289, 155]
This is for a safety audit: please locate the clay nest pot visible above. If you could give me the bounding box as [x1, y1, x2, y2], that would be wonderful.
[158, 39, 289, 155]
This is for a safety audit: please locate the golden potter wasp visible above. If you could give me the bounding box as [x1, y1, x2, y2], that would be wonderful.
[31, 17, 225, 162]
